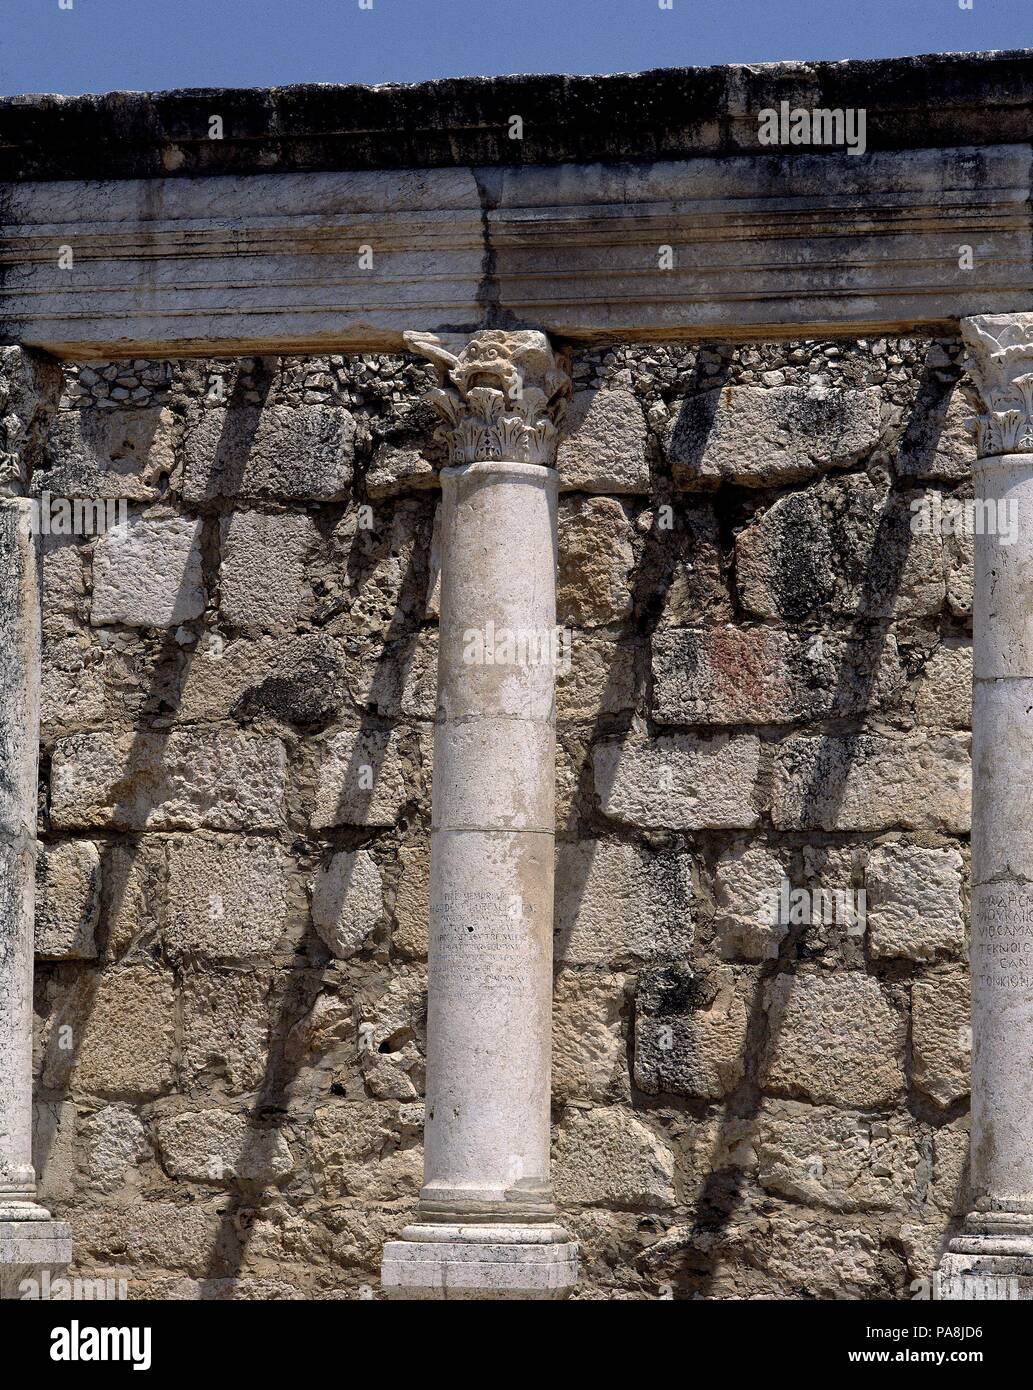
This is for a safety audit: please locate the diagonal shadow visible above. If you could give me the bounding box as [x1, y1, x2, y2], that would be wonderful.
[678, 353, 952, 1300]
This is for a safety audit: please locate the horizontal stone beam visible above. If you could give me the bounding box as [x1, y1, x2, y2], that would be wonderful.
[1, 144, 1029, 358]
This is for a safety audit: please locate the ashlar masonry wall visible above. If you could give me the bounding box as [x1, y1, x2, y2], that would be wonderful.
[31, 333, 973, 1299]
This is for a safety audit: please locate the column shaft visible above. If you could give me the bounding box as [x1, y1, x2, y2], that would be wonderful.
[382, 329, 578, 1299]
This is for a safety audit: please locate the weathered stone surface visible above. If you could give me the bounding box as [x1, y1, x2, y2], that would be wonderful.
[391, 839, 429, 960]
[183, 403, 355, 502]
[554, 840, 693, 966]
[914, 642, 972, 729]
[754, 1099, 928, 1212]
[35, 839, 101, 959]
[310, 1104, 421, 1203]
[553, 1107, 675, 1208]
[178, 632, 342, 730]
[50, 728, 287, 831]
[772, 732, 970, 832]
[219, 511, 319, 630]
[593, 732, 761, 829]
[634, 965, 750, 1099]
[713, 842, 790, 961]
[311, 728, 411, 829]
[164, 835, 292, 960]
[761, 972, 906, 1107]
[80, 1105, 149, 1194]
[666, 385, 881, 488]
[311, 850, 384, 959]
[366, 444, 438, 498]
[735, 479, 945, 623]
[654, 501, 733, 628]
[556, 387, 650, 493]
[91, 513, 206, 628]
[729, 1211, 882, 1298]
[156, 1110, 293, 1184]
[40, 629, 107, 735]
[42, 406, 177, 500]
[32, 1099, 77, 1205]
[552, 971, 628, 1104]
[556, 635, 637, 722]
[912, 967, 971, 1109]
[558, 496, 634, 627]
[180, 968, 271, 1094]
[866, 842, 965, 962]
[44, 962, 176, 1099]
[652, 626, 903, 726]
[895, 383, 976, 483]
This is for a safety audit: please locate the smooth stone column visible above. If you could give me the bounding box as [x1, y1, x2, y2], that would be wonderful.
[382, 330, 578, 1299]
[0, 349, 71, 1298]
[939, 313, 1033, 1300]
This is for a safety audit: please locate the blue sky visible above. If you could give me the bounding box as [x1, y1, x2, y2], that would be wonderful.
[1, 0, 1031, 96]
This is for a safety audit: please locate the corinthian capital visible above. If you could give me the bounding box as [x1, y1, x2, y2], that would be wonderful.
[404, 329, 571, 466]
[961, 313, 1033, 457]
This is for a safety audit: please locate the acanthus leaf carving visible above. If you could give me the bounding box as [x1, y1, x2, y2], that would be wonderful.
[403, 329, 571, 467]
[960, 313, 1033, 457]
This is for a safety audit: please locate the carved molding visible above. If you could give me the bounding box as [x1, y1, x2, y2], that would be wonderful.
[1, 144, 1030, 358]
[404, 330, 571, 467]
[962, 312, 1033, 456]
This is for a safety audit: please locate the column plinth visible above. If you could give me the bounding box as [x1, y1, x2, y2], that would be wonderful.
[381, 331, 577, 1300]
[937, 314, 1033, 1301]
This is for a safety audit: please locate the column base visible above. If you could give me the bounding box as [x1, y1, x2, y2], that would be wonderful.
[0, 1216, 73, 1300]
[382, 1223, 578, 1300]
[936, 1208, 1033, 1299]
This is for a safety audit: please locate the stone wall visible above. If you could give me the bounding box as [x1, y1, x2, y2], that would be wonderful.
[31, 333, 973, 1299]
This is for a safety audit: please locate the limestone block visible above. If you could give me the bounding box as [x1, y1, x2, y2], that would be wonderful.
[341, 631, 437, 722]
[593, 732, 761, 829]
[556, 387, 650, 493]
[553, 1107, 675, 1208]
[42, 406, 177, 500]
[50, 728, 287, 831]
[634, 965, 749, 1099]
[554, 840, 693, 966]
[944, 524, 974, 619]
[310, 1103, 421, 1203]
[555, 635, 637, 723]
[754, 1099, 928, 1212]
[180, 968, 271, 1094]
[35, 839, 101, 959]
[760, 971, 906, 1107]
[219, 511, 319, 630]
[32, 1099, 77, 1206]
[666, 384, 881, 488]
[40, 630, 106, 735]
[183, 403, 355, 502]
[713, 842, 790, 961]
[915, 643, 972, 729]
[164, 834, 292, 961]
[866, 843, 965, 962]
[735, 479, 945, 623]
[311, 849, 384, 959]
[895, 384, 976, 483]
[73, 1201, 232, 1278]
[652, 626, 903, 726]
[91, 513, 206, 628]
[557, 496, 634, 627]
[772, 732, 970, 832]
[311, 728, 410, 829]
[156, 1110, 293, 1184]
[179, 632, 342, 730]
[912, 967, 971, 1109]
[654, 501, 733, 628]
[552, 971, 628, 1103]
[80, 1105, 149, 1194]
[366, 444, 437, 497]
[392, 839, 430, 960]
[44, 961, 175, 1099]
[731, 1211, 882, 1298]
